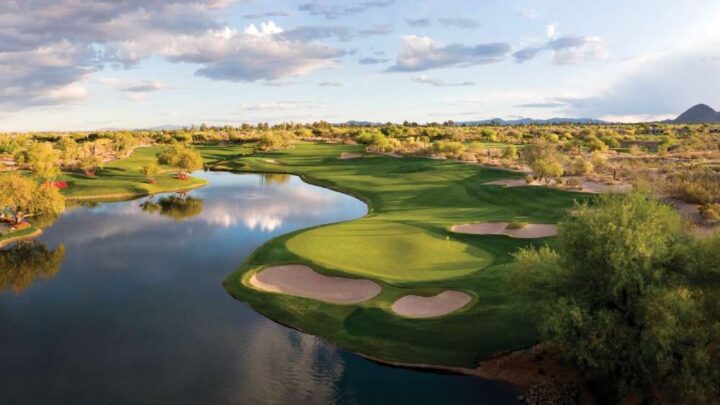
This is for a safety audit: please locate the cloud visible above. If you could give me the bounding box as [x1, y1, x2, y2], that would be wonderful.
[0, 2, 349, 111]
[438, 18, 480, 29]
[242, 11, 290, 19]
[298, 0, 395, 19]
[413, 75, 474, 87]
[358, 24, 393, 36]
[318, 81, 343, 87]
[513, 25, 606, 64]
[239, 101, 325, 111]
[387, 35, 511, 72]
[560, 52, 720, 118]
[516, 8, 538, 19]
[405, 18, 431, 27]
[514, 102, 566, 108]
[358, 57, 390, 64]
[0, 40, 95, 109]
[282, 25, 355, 42]
[120, 81, 165, 93]
[154, 26, 347, 82]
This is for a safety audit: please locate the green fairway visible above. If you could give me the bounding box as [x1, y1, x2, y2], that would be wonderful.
[215, 142, 586, 367]
[59, 146, 207, 200]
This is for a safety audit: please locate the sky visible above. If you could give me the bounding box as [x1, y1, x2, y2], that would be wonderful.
[2, 0, 720, 131]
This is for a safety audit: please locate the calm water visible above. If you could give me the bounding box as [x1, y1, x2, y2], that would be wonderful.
[0, 172, 519, 405]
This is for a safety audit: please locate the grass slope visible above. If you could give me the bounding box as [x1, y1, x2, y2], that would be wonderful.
[0, 225, 42, 248]
[59, 146, 207, 200]
[215, 142, 585, 367]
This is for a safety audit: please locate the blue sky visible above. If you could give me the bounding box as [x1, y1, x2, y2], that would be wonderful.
[2, 0, 720, 131]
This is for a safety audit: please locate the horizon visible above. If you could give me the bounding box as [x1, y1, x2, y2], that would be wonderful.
[2, 1, 720, 131]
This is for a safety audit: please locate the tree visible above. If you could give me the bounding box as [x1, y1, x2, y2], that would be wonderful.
[531, 158, 564, 182]
[156, 144, 203, 180]
[256, 132, 295, 152]
[14, 142, 61, 182]
[78, 144, 104, 176]
[0, 174, 65, 224]
[512, 193, 720, 402]
[570, 156, 594, 176]
[502, 145, 518, 160]
[112, 132, 139, 158]
[140, 164, 160, 184]
[58, 137, 80, 163]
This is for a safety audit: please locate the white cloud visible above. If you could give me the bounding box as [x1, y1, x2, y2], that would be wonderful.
[560, 51, 720, 117]
[387, 35, 511, 72]
[412, 75, 474, 87]
[513, 25, 606, 64]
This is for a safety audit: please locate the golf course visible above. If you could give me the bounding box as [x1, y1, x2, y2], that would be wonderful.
[204, 142, 585, 368]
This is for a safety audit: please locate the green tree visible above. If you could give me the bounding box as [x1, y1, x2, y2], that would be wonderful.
[512, 194, 720, 402]
[502, 145, 518, 160]
[14, 142, 60, 182]
[156, 144, 203, 180]
[570, 156, 594, 176]
[140, 164, 160, 184]
[0, 174, 65, 224]
[112, 132, 139, 158]
[58, 137, 80, 163]
[531, 158, 564, 182]
[78, 144, 103, 176]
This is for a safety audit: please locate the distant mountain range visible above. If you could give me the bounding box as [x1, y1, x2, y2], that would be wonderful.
[457, 117, 607, 125]
[671, 104, 720, 124]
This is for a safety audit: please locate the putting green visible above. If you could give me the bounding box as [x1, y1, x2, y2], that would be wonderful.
[286, 220, 492, 283]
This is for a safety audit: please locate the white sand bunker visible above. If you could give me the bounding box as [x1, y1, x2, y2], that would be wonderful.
[391, 291, 472, 318]
[452, 222, 558, 238]
[339, 153, 363, 160]
[264, 159, 280, 164]
[249, 264, 381, 304]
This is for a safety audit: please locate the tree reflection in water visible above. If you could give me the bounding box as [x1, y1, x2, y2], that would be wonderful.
[0, 242, 66, 294]
[140, 193, 204, 221]
[260, 173, 290, 185]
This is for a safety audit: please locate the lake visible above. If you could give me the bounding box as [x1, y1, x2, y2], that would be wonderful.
[0, 171, 520, 404]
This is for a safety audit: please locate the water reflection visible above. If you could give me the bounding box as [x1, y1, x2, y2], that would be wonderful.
[260, 173, 291, 185]
[0, 241, 65, 294]
[140, 194, 204, 221]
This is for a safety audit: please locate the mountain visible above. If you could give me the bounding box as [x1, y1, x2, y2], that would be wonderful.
[672, 104, 720, 123]
[458, 117, 607, 125]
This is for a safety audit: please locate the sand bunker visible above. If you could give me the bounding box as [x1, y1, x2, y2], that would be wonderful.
[339, 153, 363, 160]
[249, 264, 381, 304]
[451, 222, 558, 238]
[391, 291, 472, 318]
[263, 159, 280, 164]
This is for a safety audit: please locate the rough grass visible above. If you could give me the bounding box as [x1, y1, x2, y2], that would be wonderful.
[215, 142, 586, 367]
[0, 224, 42, 247]
[59, 146, 207, 200]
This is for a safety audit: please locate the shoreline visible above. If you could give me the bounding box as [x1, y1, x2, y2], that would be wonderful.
[0, 226, 43, 248]
[63, 179, 208, 202]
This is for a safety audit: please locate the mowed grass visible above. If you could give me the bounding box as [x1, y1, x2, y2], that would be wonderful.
[286, 220, 492, 283]
[212, 142, 585, 367]
[59, 146, 207, 200]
